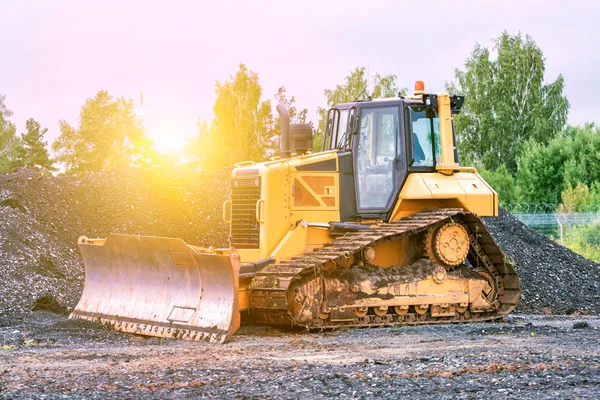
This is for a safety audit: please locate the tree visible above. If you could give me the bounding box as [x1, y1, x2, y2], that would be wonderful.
[558, 182, 600, 212]
[190, 64, 274, 170]
[558, 182, 600, 262]
[314, 67, 403, 151]
[518, 123, 600, 204]
[13, 118, 53, 169]
[447, 32, 569, 174]
[479, 165, 518, 205]
[372, 73, 403, 99]
[53, 90, 150, 172]
[274, 86, 307, 125]
[0, 95, 18, 172]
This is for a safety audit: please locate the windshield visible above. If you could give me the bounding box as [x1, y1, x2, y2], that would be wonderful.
[410, 107, 440, 167]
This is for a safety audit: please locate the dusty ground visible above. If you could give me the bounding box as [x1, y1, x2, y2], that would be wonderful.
[1, 314, 598, 399]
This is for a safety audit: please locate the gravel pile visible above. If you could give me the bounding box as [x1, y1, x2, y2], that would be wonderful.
[483, 209, 600, 314]
[0, 168, 598, 317]
[0, 168, 229, 315]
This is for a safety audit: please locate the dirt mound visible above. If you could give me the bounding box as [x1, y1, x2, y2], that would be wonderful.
[0, 168, 230, 315]
[0, 168, 599, 317]
[483, 208, 600, 314]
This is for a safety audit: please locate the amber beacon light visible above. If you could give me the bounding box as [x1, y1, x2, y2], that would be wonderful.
[414, 80, 425, 95]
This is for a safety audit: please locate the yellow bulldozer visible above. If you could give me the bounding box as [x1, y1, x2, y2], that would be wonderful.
[70, 81, 520, 343]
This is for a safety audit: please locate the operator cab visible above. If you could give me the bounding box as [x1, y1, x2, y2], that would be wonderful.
[323, 84, 459, 221]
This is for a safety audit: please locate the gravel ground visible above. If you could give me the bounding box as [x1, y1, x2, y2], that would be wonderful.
[1, 314, 598, 399]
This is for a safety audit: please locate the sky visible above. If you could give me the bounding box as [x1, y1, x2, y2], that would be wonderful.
[1, 0, 599, 152]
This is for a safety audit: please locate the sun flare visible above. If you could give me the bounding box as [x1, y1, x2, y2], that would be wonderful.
[148, 130, 188, 154]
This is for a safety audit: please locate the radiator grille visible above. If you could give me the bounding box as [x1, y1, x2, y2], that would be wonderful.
[230, 177, 261, 249]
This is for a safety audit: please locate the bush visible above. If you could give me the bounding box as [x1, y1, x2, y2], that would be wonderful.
[479, 165, 518, 206]
[561, 223, 600, 262]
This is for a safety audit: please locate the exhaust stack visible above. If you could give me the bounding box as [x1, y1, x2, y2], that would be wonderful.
[277, 104, 290, 158]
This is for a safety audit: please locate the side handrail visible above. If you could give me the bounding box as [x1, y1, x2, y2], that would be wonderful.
[222, 200, 232, 224]
[256, 199, 266, 223]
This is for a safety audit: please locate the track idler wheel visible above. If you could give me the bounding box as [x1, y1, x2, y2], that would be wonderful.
[426, 222, 470, 268]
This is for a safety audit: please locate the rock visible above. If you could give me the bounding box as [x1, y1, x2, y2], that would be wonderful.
[572, 322, 590, 329]
[31, 295, 69, 315]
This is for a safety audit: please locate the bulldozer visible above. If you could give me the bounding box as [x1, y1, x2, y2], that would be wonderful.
[70, 81, 520, 343]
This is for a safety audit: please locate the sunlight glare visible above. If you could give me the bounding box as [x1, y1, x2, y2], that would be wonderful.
[149, 129, 188, 154]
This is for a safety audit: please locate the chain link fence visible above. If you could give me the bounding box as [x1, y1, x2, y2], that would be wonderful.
[504, 204, 600, 242]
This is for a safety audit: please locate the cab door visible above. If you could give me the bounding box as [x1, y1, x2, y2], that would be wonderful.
[354, 105, 407, 218]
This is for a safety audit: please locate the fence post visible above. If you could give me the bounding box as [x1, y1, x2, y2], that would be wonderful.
[556, 216, 563, 245]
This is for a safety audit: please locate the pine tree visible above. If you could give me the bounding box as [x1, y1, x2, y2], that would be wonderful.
[15, 118, 53, 169]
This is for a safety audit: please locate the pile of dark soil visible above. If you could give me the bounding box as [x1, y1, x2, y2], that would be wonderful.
[0, 168, 598, 317]
[0, 168, 230, 315]
[483, 209, 600, 314]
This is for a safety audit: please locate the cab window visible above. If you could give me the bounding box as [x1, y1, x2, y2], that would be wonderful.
[355, 107, 398, 209]
[325, 109, 350, 150]
[410, 107, 441, 167]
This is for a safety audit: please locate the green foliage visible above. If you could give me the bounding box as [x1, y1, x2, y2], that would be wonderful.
[0, 95, 19, 172]
[517, 139, 568, 204]
[554, 177, 600, 262]
[372, 73, 405, 99]
[52, 90, 150, 173]
[518, 123, 600, 204]
[479, 165, 518, 205]
[189, 64, 274, 170]
[562, 224, 600, 262]
[314, 67, 404, 151]
[559, 182, 594, 211]
[274, 86, 307, 125]
[560, 124, 600, 188]
[448, 32, 569, 174]
[13, 118, 54, 170]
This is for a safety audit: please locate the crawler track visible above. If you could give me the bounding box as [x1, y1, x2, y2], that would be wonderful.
[249, 209, 520, 328]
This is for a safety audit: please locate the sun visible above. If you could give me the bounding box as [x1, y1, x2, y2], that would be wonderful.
[148, 129, 189, 154]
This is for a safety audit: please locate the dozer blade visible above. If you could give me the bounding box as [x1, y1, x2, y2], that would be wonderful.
[70, 234, 241, 343]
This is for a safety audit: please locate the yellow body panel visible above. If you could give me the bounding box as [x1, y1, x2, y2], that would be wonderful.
[390, 172, 497, 220]
[233, 150, 341, 263]
[232, 160, 497, 264]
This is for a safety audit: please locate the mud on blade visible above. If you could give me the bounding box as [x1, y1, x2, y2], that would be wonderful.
[70, 234, 240, 343]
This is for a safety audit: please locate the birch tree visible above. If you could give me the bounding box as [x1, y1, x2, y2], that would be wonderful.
[314, 67, 403, 151]
[447, 32, 569, 174]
